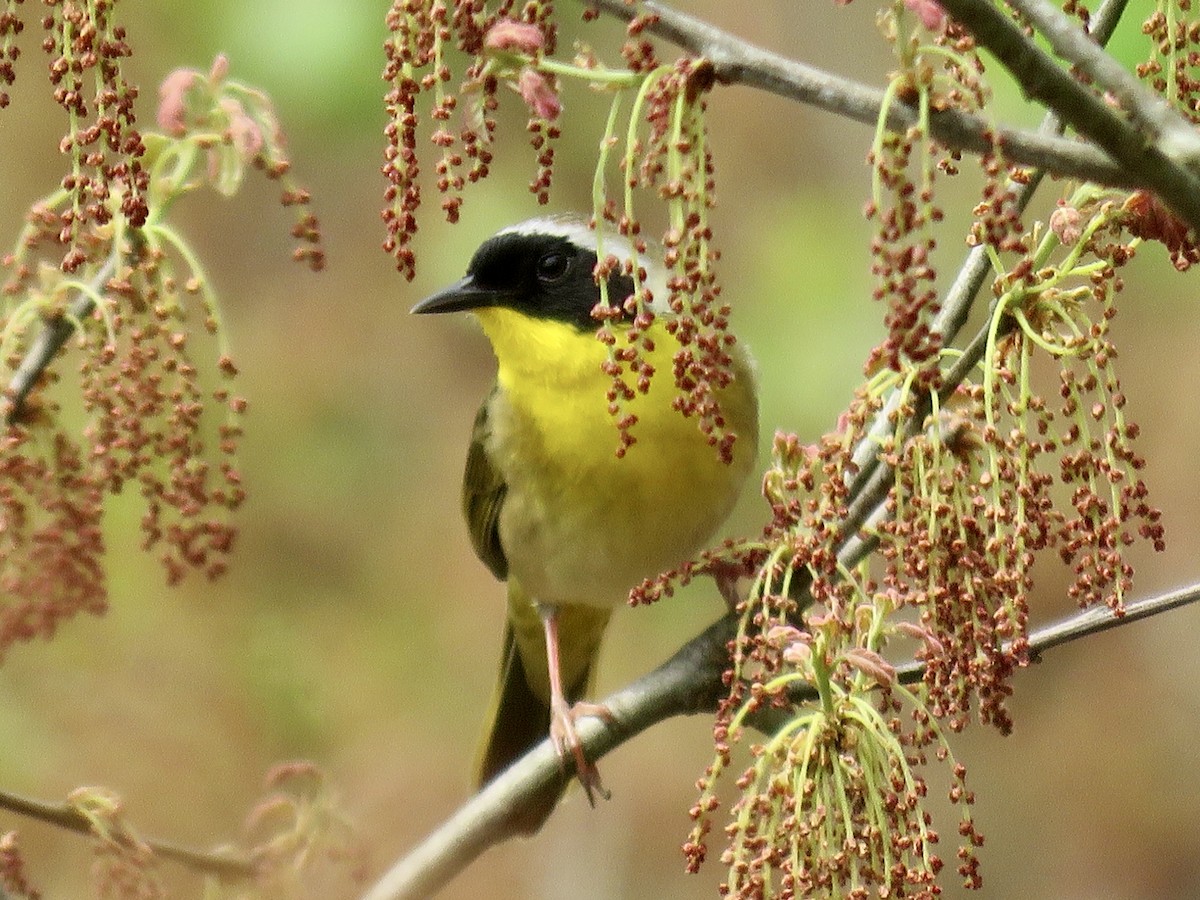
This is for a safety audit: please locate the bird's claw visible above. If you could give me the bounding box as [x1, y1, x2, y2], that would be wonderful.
[549, 698, 613, 806]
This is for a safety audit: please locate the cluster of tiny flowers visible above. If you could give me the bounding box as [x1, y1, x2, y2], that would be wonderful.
[864, 5, 991, 382]
[591, 56, 739, 461]
[866, 125, 943, 379]
[0, 0, 22, 109]
[0, 428, 105, 656]
[681, 409, 987, 896]
[42, 0, 149, 271]
[0, 54, 322, 654]
[1122, 189, 1200, 269]
[1139, 2, 1200, 124]
[156, 55, 325, 272]
[875, 186, 1167, 734]
[881, 387, 1033, 734]
[240, 761, 368, 895]
[593, 243, 656, 460]
[75, 263, 246, 588]
[713, 678, 982, 898]
[68, 788, 163, 900]
[382, 1, 560, 279]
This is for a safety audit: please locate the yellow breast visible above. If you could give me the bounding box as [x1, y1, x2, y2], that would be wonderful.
[475, 306, 758, 607]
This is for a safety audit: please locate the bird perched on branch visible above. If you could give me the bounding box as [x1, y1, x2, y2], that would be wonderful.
[413, 214, 758, 833]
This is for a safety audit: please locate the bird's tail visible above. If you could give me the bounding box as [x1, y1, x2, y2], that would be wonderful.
[475, 598, 611, 834]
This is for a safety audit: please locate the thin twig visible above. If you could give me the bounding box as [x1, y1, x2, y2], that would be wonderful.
[359, 615, 736, 900]
[0, 789, 256, 881]
[3, 255, 117, 425]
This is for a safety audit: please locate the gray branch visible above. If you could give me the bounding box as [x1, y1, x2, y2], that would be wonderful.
[360, 584, 1200, 900]
[588, 0, 1136, 188]
[938, 0, 1200, 231]
[3, 256, 116, 425]
[1004, 0, 1200, 160]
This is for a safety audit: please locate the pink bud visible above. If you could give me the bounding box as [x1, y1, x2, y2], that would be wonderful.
[765, 624, 806, 647]
[904, 0, 946, 30]
[1050, 202, 1083, 245]
[844, 647, 897, 687]
[782, 641, 813, 667]
[208, 53, 230, 85]
[157, 68, 200, 135]
[894, 621, 945, 657]
[518, 67, 561, 121]
[220, 97, 265, 160]
[484, 19, 545, 55]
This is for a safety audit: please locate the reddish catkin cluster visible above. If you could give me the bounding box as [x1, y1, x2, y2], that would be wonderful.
[1139, 5, 1200, 124]
[599, 58, 738, 461]
[156, 54, 326, 273]
[382, 0, 560, 279]
[0, 430, 105, 655]
[77, 279, 246, 588]
[42, 0, 148, 270]
[0, 219, 247, 656]
[0, 40, 321, 654]
[867, 125, 945, 379]
[882, 389, 1035, 734]
[0, 0, 23, 109]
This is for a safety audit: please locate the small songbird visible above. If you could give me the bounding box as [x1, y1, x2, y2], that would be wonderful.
[413, 215, 759, 832]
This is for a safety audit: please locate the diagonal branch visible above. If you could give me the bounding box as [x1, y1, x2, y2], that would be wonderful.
[587, 0, 1135, 186]
[359, 582, 1200, 900]
[0, 789, 256, 880]
[938, 0, 1200, 231]
[2, 255, 116, 425]
[1004, 0, 1200, 159]
[590, 0, 1200, 234]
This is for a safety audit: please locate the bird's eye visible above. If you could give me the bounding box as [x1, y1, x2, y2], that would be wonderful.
[536, 251, 570, 283]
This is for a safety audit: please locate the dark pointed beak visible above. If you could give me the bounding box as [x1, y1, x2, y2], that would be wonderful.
[411, 276, 512, 315]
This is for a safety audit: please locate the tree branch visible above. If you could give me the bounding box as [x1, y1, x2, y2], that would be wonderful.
[360, 582, 1200, 900]
[587, 0, 1136, 187]
[1005, 0, 1200, 160]
[938, 0, 1200, 232]
[2, 255, 115, 426]
[360, 614, 735, 900]
[0, 789, 256, 881]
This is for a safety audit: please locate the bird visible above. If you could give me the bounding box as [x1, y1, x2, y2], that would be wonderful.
[412, 214, 759, 833]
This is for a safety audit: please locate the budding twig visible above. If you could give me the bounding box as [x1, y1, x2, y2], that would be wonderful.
[586, 0, 1135, 187]
[3, 255, 116, 425]
[937, 0, 1200, 232]
[1004, 0, 1200, 162]
[0, 789, 256, 880]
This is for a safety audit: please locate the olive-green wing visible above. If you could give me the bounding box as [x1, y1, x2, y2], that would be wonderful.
[462, 387, 508, 581]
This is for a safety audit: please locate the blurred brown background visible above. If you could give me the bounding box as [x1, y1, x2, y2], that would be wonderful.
[0, 2, 1197, 898]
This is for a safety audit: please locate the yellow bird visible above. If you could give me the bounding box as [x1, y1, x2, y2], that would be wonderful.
[413, 215, 758, 832]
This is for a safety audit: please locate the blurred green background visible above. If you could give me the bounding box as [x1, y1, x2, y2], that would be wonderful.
[1, 2, 1198, 898]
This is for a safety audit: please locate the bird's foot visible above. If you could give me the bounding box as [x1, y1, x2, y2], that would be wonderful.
[548, 697, 613, 806]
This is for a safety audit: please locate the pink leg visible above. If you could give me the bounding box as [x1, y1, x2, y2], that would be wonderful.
[539, 603, 611, 806]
